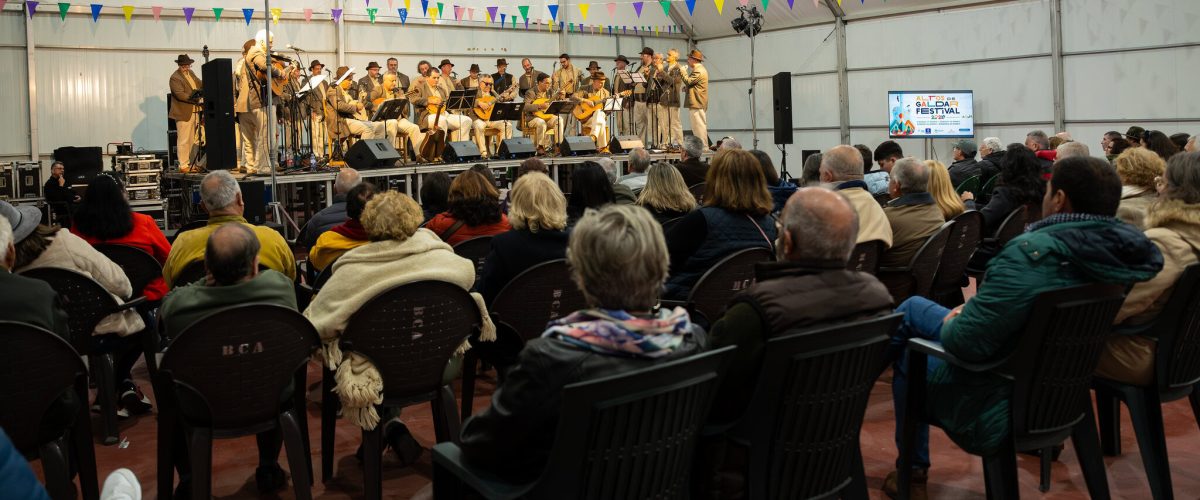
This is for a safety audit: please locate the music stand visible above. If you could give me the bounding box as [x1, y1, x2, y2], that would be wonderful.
[447, 89, 476, 112]
[371, 98, 409, 122]
[491, 102, 524, 121]
[545, 100, 575, 116]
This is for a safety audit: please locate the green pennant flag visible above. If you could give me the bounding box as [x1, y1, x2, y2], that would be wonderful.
[659, 0, 669, 17]
[212, 7, 223, 21]
[761, 0, 769, 11]
[517, 5, 529, 21]
[58, 2, 70, 20]
[367, 7, 378, 22]
[436, 2, 443, 17]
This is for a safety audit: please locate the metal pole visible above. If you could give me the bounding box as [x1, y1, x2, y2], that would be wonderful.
[834, 17, 850, 144]
[25, 8, 39, 161]
[1049, 0, 1065, 132]
[265, 0, 278, 206]
[750, 31, 757, 149]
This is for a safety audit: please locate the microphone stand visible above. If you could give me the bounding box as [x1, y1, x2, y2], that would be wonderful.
[645, 65, 661, 150]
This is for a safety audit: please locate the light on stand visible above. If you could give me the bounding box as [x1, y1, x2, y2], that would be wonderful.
[732, 6, 764, 148]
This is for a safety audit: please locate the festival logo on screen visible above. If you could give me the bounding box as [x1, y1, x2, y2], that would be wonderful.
[913, 95, 960, 120]
[890, 102, 916, 137]
[888, 91, 975, 139]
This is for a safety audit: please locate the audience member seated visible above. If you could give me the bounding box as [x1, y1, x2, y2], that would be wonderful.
[750, 149, 796, 214]
[636, 163, 698, 225]
[800, 152, 823, 187]
[309, 182, 378, 271]
[881, 158, 945, 269]
[158, 223, 297, 494]
[617, 148, 651, 194]
[927, 160, 966, 220]
[865, 140, 903, 196]
[1143, 130, 1181, 161]
[1186, 133, 1197, 152]
[1114, 148, 1166, 230]
[1097, 151, 1200, 385]
[947, 139, 980, 187]
[964, 144, 1046, 270]
[1107, 137, 1132, 162]
[822, 145, 894, 247]
[304, 191, 493, 454]
[1025, 129, 1055, 174]
[478, 173, 569, 305]
[501, 158, 549, 214]
[566, 162, 617, 225]
[718, 137, 742, 150]
[855, 144, 874, 175]
[70, 174, 171, 301]
[420, 172, 452, 223]
[597, 157, 637, 205]
[664, 149, 777, 300]
[459, 204, 704, 481]
[1125, 125, 1146, 148]
[1170, 133, 1191, 152]
[881, 156, 1163, 499]
[677, 135, 710, 186]
[163, 171, 296, 288]
[1056, 141, 1090, 162]
[975, 137, 1005, 184]
[424, 170, 512, 245]
[297, 168, 361, 248]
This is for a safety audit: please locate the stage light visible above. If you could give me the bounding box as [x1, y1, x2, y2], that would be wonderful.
[731, 6, 763, 38]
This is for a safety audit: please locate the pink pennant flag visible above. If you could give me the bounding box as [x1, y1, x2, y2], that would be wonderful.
[467, 7, 473, 20]
[388, 0, 394, 7]
[0, 1, 8, 15]
[738, 0, 747, 5]
[304, 8, 313, 21]
[151, 5, 162, 20]
[453, 5, 462, 20]
[605, 2, 615, 18]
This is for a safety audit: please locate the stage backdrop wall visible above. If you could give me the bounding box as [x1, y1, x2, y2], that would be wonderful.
[697, 0, 1200, 171]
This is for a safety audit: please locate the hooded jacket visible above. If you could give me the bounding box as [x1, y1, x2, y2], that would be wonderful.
[927, 216, 1163, 455]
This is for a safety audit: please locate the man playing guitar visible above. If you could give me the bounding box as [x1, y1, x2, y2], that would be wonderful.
[326, 66, 385, 147]
[522, 73, 559, 154]
[572, 73, 612, 150]
[412, 68, 454, 142]
[471, 76, 516, 158]
[371, 73, 423, 157]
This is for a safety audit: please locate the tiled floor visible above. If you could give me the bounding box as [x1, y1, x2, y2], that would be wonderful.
[30, 360, 1200, 499]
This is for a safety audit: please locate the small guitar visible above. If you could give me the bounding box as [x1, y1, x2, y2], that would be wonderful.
[254, 53, 292, 97]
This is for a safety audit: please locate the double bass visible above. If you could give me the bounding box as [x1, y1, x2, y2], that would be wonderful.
[420, 96, 448, 162]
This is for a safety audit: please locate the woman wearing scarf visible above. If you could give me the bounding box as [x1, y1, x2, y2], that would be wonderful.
[458, 204, 706, 481]
[309, 183, 377, 271]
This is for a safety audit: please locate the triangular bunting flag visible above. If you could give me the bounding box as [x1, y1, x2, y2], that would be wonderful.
[738, 0, 747, 6]
[429, 6, 437, 22]
[486, 6, 496, 22]
[659, 0, 669, 17]
[762, 0, 769, 9]
[467, 7, 473, 20]
[578, 3, 588, 20]
[787, 0, 793, 8]
[365, 0, 370, 5]
[57, 2, 69, 20]
[121, 4, 133, 21]
[654, 25, 658, 35]
[152, 5, 162, 20]
[606, 2, 615, 18]
[404, 0, 410, 10]
[453, 5, 462, 21]
[303, 8, 312, 21]
[500, 12, 505, 24]
[26, 1, 38, 18]
[436, 2, 444, 17]
[714, 0, 724, 14]
[632, 2, 642, 17]
[388, 0, 393, 7]
[811, 0, 818, 6]
[0, 1, 8, 14]
[685, 0, 695, 15]
[242, 8, 253, 25]
[367, 7, 377, 22]
[270, 7, 281, 24]
[182, 6, 194, 23]
[211, 7, 222, 21]
[330, 8, 341, 22]
[517, 5, 528, 21]
[398, 8, 408, 23]
[420, 0, 428, 16]
[547, 4, 558, 21]
[90, 3, 102, 21]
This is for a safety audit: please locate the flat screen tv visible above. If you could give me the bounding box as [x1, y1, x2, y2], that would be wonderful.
[887, 90, 974, 139]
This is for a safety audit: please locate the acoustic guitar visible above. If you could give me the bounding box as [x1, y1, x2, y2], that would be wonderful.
[254, 53, 292, 97]
[420, 99, 448, 162]
[572, 90, 632, 122]
[474, 86, 518, 120]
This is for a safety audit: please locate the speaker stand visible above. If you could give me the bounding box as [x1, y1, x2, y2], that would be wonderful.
[779, 143, 790, 180]
[268, 201, 302, 241]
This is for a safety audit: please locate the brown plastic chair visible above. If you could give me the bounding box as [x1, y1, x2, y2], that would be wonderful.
[666, 247, 774, 325]
[94, 244, 162, 301]
[688, 182, 707, 205]
[929, 211, 983, 308]
[172, 260, 207, 289]
[453, 235, 495, 291]
[847, 240, 885, 275]
[878, 221, 954, 303]
[0, 321, 100, 500]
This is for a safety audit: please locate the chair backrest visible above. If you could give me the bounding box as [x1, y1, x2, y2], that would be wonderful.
[177, 219, 208, 234]
[900, 221, 954, 300]
[20, 267, 122, 353]
[1151, 264, 1200, 392]
[993, 205, 1028, 248]
[94, 244, 162, 299]
[312, 258, 338, 293]
[979, 175, 998, 200]
[159, 304, 319, 429]
[661, 217, 683, 234]
[453, 235, 494, 290]
[1007, 283, 1127, 441]
[688, 182, 707, 204]
[173, 260, 207, 288]
[533, 346, 735, 499]
[0, 322, 88, 454]
[955, 175, 980, 196]
[930, 211, 983, 294]
[686, 247, 774, 323]
[847, 240, 885, 275]
[738, 313, 902, 500]
[342, 281, 480, 403]
[491, 259, 588, 343]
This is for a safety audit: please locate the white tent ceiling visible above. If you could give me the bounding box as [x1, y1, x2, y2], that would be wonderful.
[683, 0, 1007, 39]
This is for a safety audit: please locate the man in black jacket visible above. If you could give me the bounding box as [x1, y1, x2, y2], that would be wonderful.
[975, 136, 1005, 186]
[677, 134, 709, 186]
[297, 168, 360, 248]
[43, 161, 79, 226]
[947, 139, 981, 187]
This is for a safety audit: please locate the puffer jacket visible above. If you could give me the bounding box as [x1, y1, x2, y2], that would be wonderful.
[926, 216, 1163, 456]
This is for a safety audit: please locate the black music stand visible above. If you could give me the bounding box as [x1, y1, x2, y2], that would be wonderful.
[491, 102, 524, 121]
[371, 98, 409, 122]
[545, 101, 575, 140]
[447, 90, 476, 112]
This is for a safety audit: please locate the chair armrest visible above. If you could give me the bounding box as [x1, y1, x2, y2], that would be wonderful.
[117, 296, 148, 310]
[907, 338, 1010, 375]
[431, 442, 536, 500]
[878, 266, 911, 274]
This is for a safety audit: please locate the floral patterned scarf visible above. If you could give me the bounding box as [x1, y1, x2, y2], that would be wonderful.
[543, 307, 692, 358]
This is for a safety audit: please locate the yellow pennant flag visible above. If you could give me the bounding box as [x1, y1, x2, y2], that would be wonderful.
[270, 7, 282, 24]
[122, 5, 134, 21]
[714, 0, 725, 14]
[579, 3, 589, 20]
[429, 7, 438, 22]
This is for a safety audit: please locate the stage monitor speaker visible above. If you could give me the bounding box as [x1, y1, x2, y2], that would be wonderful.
[239, 179, 266, 225]
[560, 136, 598, 156]
[345, 139, 401, 169]
[772, 72, 793, 145]
[52, 146, 103, 185]
[202, 58, 237, 170]
[497, 137, 536, 159]
[443, 141, 482, 164]
[607, 135, 645, 154]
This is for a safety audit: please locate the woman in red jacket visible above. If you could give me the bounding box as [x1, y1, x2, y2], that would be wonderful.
[71, 175, 171, 300]
[424, 169, 511, 245]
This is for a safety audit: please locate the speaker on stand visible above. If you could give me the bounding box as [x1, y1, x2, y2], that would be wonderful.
[202, 59, 237, 170]
[772, 71, 794, 179]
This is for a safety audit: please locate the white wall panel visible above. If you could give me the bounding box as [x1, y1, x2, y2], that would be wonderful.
[845, 0, 1050, 69]
[29, 12, 336, 53]
[0, 12, 29, 158]
[698, 24, 837, 82]
[847, 58, 1055, 127]
[1061, 0, 1200, 52]
[1063, 47, 1200, 121]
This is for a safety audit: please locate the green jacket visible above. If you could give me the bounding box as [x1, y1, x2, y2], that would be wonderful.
[927, 218, 1162, 455]
[159, 270, 298, 337]
[0, 270, 70, 339]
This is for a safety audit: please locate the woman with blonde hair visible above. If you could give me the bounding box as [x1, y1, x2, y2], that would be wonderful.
[637, 162, 697, 224]
[478, 172, 570, 305]
[925, 159, 966, 220]
[1114, 147, 1166, 229]
[663, 148, 777, 299]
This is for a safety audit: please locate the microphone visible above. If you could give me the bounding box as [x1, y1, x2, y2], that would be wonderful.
[286, 44, 306, 52]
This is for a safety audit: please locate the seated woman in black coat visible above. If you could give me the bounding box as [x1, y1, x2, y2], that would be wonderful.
[477, 172, 569, 305]
[964, 143, 1046, 270]
[459, 204, 704, 481]
[566, 162, 616, 226]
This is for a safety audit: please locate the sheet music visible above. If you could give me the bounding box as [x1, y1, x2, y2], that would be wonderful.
[298, 75, 326, 94]
[603, 97, 623, 112]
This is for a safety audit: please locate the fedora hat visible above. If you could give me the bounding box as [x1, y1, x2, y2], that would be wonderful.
[335, 66, 353, 80]
[174, 54, 195, 65]
[0, 200, 41, 244]
[366, 61, 381, 70]
[589, 72, 607, 82]
[586, 60, 601, 71]
[468, 63, 481, 73]
[439, 59, 454, 68]
[309, 60, 324, 71]
[687, 49, 704, 61]
[613, 55, 630, 64]
[496, 58, 508, 67]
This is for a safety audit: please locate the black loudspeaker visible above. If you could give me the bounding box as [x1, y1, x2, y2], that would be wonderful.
[345, 139, 401, 169]
[202, 59, 237, 170]
[607, 135, 645, 154]
[497, 137, 536, 159]
[52, 146, 103, 185]
[560, 136, 598, 156]
[443, 141, 482, 164]
[239, 179, 266, 225]
[772, 72, 793, 145]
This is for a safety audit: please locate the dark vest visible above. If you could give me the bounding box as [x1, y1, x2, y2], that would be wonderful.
[734, 260, 895, 335]
[665, 207, 776, 298]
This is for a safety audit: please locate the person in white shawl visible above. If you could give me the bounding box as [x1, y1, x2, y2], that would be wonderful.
[304, 190, 495, 431]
